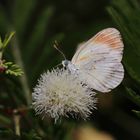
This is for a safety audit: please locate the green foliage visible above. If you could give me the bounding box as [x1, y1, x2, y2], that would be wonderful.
[3, 61, 23, 76]
[132, 110, 140, 118]
[0, 32, 23, 76]
[1, 0, 140, 139]
[0, 114, 11, 125]
[2, 32, 15, 49]
[22, 130, 42, 140]
[107, 0, 140, 118]
[0, 129, 17, 140]
[125, 88, 140, 107]
[0, 32, 15, 58]
[0, 0, 67, 139]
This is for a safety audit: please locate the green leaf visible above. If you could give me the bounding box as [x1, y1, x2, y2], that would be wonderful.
[3, 32, 15, 48]
[125, 88, 140, 107]
[13, 0, 38, 37]
[0, 37, 3, 49]
[22, 130, 42, 140]
[0, 129, 14, 136]
[4, 61, 23, 76]
[132, 110, 140, 118]
[0, 5, 9, 33]
[24, 6, 54, 64]
[124, 60, 140, 85]
[0, 115, 12, 125]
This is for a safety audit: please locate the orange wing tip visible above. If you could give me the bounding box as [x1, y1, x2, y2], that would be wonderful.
[93, 28, 123, 49]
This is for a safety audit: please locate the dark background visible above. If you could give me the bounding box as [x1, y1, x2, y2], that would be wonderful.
[0, 0, 140, 140]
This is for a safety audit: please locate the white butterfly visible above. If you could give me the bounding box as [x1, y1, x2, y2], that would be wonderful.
[62, 28, 124, 93]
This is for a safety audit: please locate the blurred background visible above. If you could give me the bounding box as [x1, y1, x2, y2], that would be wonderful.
[0, 0, 140, 139]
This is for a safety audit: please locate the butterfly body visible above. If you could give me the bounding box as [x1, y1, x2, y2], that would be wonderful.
[62, 60, 79, 75]
[62, 28, 124, 93]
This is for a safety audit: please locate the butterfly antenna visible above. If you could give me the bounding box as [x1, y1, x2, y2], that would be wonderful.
[54, 63, 62, 68]
[53, 40, 66, 60]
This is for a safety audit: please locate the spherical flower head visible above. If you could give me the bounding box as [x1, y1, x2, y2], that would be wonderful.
[32, 68, 96, 122]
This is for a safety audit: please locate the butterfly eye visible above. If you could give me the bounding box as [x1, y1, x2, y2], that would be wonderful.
[62, 60, 69, 67]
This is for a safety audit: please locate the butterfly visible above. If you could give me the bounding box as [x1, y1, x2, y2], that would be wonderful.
[61, 28, 124, 93]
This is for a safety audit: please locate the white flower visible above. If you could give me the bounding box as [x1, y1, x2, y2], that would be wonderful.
[32, 68, 96, 122]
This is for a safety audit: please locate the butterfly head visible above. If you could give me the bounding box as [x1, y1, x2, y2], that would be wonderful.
[62, 60, 70, 68]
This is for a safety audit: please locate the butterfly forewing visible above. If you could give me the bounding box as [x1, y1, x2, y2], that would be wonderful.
[71, 28, 124, 92]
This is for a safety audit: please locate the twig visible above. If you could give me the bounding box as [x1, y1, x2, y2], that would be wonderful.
[13, 109, 21, 136]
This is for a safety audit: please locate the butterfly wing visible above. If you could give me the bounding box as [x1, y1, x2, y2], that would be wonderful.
[71, 28, 124, 92]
